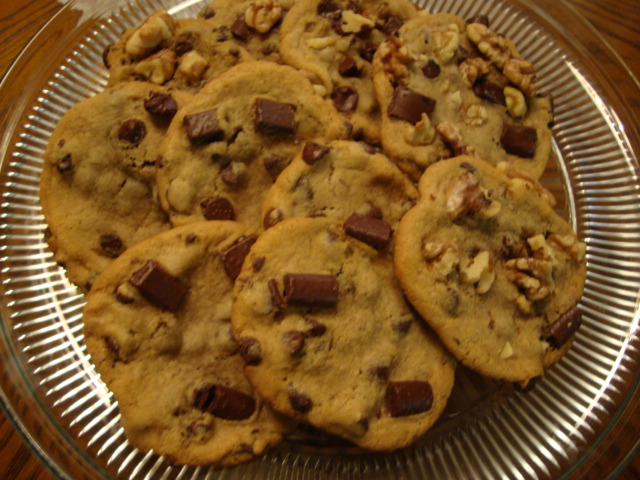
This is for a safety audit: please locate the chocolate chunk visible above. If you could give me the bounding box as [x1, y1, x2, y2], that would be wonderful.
[199, 5, 215, 19]
[393, 319, 412, 334]
[338, 56, 360, 77]
[388, 86, 435, 124]
[237, 337, 262, 365]
[263, 208, 284, 228]
[513, 376, 539, 393]
[305, 318, 327, 337]
[422, 59, 441, 79]
[288, 388, 313, 413]
[282, 330, 306, 355]
[331, 86, 359, 113]
[474, 78, 506, 105]
[193, 384, 255, 420]
[268, 278, 285, 309]
[221, 163, 242, 186]
[185, 234, 198, 244]
[220, 235, 257, 279]
[144, 92, 178, 118]
[118, 119, 147, 144]
[99, 233, 124, 258]
[130, 260, 187, 312]
[200, 196, 235, 220]
[360, 44, 377, 62]
[344, 213, 392, 250]
[284, 273, 339, 308]
[174, 37, 193, 56]
[500, 124, 538, 158]
[370, 366, 390, 381]
[255, 98, 296, 134]
[215, 26, 229, 42]
[317, 0, 342, 17]
[104, 336, 120, 359]
[382, 16, 403, 36]
[385, 381, 433, 417]
[102, 44, 113, 69]
[544, 305, 582, 348]
[302, 142, 331, 165]
[231, 16, 251, 41]
[57, 154, 73, 174]
[184, 109, 224, 145]
[252, 256, 265, 272]
[467, 14, 490, 27]
[263, 154, 290, 178]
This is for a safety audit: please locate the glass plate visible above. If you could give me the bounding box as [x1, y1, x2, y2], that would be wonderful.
[1, 0, 639, 478]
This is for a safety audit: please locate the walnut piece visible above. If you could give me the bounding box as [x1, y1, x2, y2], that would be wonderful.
[504, 58, 536, 97]
[548, 233, 586, 261]
[436, 121, 470, 156]
[462, 104, 489, 126]
[459, 57, 491, 85]
[377, 37, 410, 82]
[341, 10, 375, 34]
[445, 171, 500, 220]
[504, 86, 527, 118]
[125, 12, 175, 57]
[406, 113, 436, 146]
[460, 250, 495, 294]
[306, 36, 338, 50]
[432, 24, 460, 64]
[178, 50, 208, 81]
[497, 162, 557, 207]
[422, 241, 459, 276]
[245, 0, 283, 34]
[133, 49, 177, 84]
[500, 341, 514, 359]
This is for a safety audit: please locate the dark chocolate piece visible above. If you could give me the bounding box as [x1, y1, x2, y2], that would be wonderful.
[338, 56, 360, 77]
[57, 154, 73, 174]
[370, 366, 390, 381]
[252, 256, 265, 272]
[288, 388, 313, 413]
[385, 381, 433, 417]
[382, 16, 403, 36]
[467, 14, 490, 27]
[544, 305, 582, 348]
[118, 119, 147, 144]
[282, 330, 306, 355]
[144, 91, 178, 118]
[513, 376, 539, 393]
[388, 86, 435, 124]
[221, 164, 242, 186]
[237, 336, 262, 365]
[500, 124, 538, 158]
[183, 109, 224, 145]
[104, 336, 120, 360]
[305, 318, 327, 337]
[331, 86, 359, 113]
[220, 235, 257, 279]
[302, 142, 331, 165]
[360, 44, 377, 62]
[130, 260, 187, 312]
[200, 196, 235, 220]
[255, 98, 296, 134]
[344, 213, 392, 250]
[268, 278, 285, 309]
[99, 233, 124, 258]
[284, 273, 339, 308]
[174, 37, 193, 56]
[263, 154, 290, 178]
[231, 16, 251, 41]
[422, 59, 441, 79]
[393, 319, 412, 334]
[193, 384, 256, 420]
[474, 78, 506, 105]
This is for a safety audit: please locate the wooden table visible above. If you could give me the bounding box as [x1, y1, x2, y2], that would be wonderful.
[0, 0, 638, 479]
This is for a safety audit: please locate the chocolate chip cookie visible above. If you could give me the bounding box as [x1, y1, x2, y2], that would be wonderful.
[260, 140, 418, 231]
[156, 60, 350, 229]
[372, 13, 553, 180]
[40, 81, 192, 290]
[232, 217, 455, 450]
[279, 0, 419, 143]
[83, 221, 291, 466]
[105, 12, 253, 92]
[394, 156, 586, 382]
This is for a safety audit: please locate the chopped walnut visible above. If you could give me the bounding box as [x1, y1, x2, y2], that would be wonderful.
[133, 49, 177, 84]
[504, 58, 536, 97]
[422, 241, 448, 260]
[548, 233, 586, 261]
[245, 0, 283, 34]
[459, 57, 491, 85]
[313, 84, 328, 97]
[377, 37, 411, 82]
[462, 104, 489, 126]
[505, 257, 553, 282]
[450, 90, 463, 110]
[406, 113, 436, 146]
[527, 234, 556, 264]
[432, 24, 460, 64]
[460, 250, 495, 293]
[125, 12, 175, 58]
[341, 10, 375, 34]
[516, 294, 532, 314]
[423, 241, 459, 276]
[504, 86, 527, 118]
[307, 36, 338, 50]
[497, 162, 557, 207]
[446, 171, 500, 220]
[178, 50, 208, 81]
[500, 341, 514, 359]
[436, 121, 469, 156]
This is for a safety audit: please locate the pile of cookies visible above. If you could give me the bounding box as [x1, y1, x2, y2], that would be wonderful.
[39, 0, 587, 467]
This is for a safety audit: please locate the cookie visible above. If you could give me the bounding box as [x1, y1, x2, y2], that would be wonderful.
[105, 12, 253, 92]
[279, 0, 419, 143]
[260, 139, 418, 231]
[199, 0, 297, 61]
[394, 156, 586, 382]
[40, 82, 192, 290]
[156, 61, 350, 229]
[232, 217, 455, 450]
[372, 13, 552, 180]
[83, 221, 291, 466]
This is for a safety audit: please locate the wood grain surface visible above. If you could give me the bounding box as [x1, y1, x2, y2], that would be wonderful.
[0, 0, 638, 479]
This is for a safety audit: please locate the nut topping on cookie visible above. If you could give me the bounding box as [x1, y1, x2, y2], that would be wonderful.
[388, 86, 435, 125]
[130, 260, 187, 312]
[504, 86, 527, 118]
[193, 384, 256, 420]
[255, 98, 296, 134]
[302, 142, 331, 165]
[221, 235, 257, 279]
[245, 0, 283, 34]
[344, 213, 392, 250]
[133, 49, 177, 84]
[118, 119, 147, 144]
[283, 273, 339, 308]
[500, 124, 537, 158]
[125, 12, 174, 57]
[385, 381, 433, 417]
[201, 197, 236, 221]
[446, 172, 500, 220]
[144, 91, 178, 118]
[543, 305, 582, 348]
[184, 109, 224, 144]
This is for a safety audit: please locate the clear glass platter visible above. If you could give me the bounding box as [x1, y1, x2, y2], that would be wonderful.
[0, 0, 639, 478]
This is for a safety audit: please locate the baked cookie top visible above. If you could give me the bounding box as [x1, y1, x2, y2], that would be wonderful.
[199, 0, 298, 61]
[232, 217, 455, 450]
[394, 156, 586, 382]
[260, 139, 418, 231]
[372, 13, 552, 180]
[279, 0, 419, 143]
[105, 13, 253, 92]
[40, 81, 191, 291]
[83, 221, 291, 466]
[156, 60, 350, 229]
